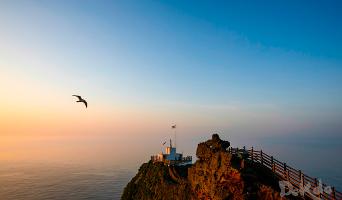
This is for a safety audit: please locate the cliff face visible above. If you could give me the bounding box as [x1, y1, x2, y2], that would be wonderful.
[121, 162, 191, 200]
[122, 134, 285, 200]
[188, 134, 244, 200]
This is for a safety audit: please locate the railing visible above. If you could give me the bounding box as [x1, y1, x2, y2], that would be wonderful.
[151, 155, 192, 166]
[164, 156, 192, 166]
[229, 147, 342, 200]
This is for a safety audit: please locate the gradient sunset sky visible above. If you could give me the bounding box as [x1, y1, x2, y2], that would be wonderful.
[0, 1, 341, 163]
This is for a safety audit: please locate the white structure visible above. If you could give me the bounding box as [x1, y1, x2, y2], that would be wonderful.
[151, 139, 192, 166]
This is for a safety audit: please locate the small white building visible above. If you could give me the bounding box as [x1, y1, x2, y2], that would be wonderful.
[151, 139, 192, 166]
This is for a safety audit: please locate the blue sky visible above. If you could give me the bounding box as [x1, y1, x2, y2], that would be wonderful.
[1, 0, 341, 141]
[1, 0, 342, 188]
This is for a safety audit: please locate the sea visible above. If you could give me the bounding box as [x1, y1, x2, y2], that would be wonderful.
[1, 138, 341, 200]
[0, 161, 136, 200]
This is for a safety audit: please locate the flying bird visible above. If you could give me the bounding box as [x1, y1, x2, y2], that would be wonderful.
[72, 95, 87, 108]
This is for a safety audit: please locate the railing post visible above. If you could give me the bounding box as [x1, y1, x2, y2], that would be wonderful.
[332, 187, 336, 200]
[260, 150, 263, 165]
[251, 147, 254, 163]
[271, 156, 275, 172]
[299, 170, 304, 187]
[314, 178, 321, 198]
[283, 163, 287, 180]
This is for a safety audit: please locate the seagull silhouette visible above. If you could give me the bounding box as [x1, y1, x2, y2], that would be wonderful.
[72, 95, 87, 108]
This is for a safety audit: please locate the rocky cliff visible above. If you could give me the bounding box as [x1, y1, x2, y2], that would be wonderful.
[121, 134, 288, 200]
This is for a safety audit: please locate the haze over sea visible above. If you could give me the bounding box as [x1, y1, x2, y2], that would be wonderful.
[1, 135, 341, 199]
[1, 0, 341, 199]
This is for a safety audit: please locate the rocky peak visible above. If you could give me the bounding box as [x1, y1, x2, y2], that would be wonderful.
[189, 134, 243, 200]
[122, 134, 286, 200]
[196, 134, 230, 161]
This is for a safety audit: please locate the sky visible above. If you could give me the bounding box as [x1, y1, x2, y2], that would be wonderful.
[0, 0, 341, 164]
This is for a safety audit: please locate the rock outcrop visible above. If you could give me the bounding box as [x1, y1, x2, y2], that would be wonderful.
[188, 134, 243, 200]
[121, 134, 287, 200]
[121, 162, 191, 200]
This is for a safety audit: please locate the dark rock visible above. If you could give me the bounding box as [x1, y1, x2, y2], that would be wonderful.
[121, 134, 287, 200]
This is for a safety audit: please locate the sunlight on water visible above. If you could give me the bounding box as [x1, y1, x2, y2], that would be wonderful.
[0, 161, 135, 200]
[1, 136, 341, 199]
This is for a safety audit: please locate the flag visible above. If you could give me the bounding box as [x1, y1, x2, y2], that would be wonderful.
[171, 125, 176, 129]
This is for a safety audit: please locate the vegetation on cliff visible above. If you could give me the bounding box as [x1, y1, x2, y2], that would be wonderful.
[122, 134, 289, 200]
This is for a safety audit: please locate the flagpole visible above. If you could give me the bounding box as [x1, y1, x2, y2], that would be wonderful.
[172, 124, 177, 148]
[175, 126, 176, 148]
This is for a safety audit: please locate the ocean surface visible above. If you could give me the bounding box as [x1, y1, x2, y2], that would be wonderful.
[1, 138, 341, 199]
[0, 161, 136, 200]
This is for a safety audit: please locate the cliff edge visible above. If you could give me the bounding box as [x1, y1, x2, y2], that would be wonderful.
[122, 134, 287, 200]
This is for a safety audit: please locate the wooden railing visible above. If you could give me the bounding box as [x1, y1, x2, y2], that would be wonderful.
[229, 147, 342, 200]
[164, 156, 192, 166]
[151, 155, 192, 166]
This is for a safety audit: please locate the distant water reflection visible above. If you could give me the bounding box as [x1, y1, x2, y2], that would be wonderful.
[0, 161, 135, 200]
[1, 135, 341, 199]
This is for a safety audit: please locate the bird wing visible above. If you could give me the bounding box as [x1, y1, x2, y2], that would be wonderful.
[83, 100, 88, 108]
[72, 95, 82, 100]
